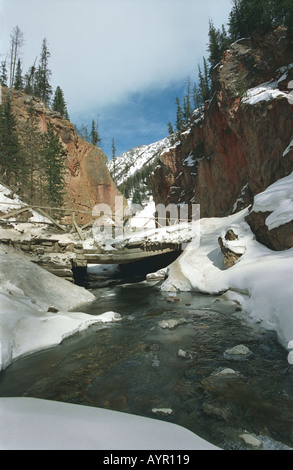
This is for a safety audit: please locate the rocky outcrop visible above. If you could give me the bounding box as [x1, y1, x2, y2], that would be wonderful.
[150, 28, 293, 223]
[218, 229, 243, 267]
[245, 210, 293, 251]
[4, 88, 122, 224]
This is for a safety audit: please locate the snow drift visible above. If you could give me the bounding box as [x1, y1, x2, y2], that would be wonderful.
[0, 397, 219, 450]
[0, 249, 121, 371]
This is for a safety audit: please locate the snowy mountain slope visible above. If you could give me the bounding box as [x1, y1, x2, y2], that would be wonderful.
[106, 106, 204, 209]
[107, 136, 172, 188]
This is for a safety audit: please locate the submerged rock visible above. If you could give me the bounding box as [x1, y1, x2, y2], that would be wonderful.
[211, 367, 239, 377]
[202, 402, 232, 423]
[158, 319, 185, 329]
[152, 408, 173, 416]
[224, 344, 253, 360]
[166, 296, 180, 302]
[201, 366, 244, 394]
[178, 349, 196, 360]
[240, 433, 262, 448]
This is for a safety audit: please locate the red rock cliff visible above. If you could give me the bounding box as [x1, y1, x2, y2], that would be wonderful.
[150, 27, 293, 221]
[4, 88, 122, 224]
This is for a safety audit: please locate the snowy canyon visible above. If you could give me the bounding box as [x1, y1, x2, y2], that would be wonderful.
[0, 25, 293, 450]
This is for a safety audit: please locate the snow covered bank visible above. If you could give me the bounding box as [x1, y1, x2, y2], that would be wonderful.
[161, 175, 293, 352]
[0, 249, 121, 371]
[0, 397, 219, 450]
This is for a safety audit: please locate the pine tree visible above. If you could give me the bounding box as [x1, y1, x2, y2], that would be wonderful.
[198, 58, 211, 103]
[193, 82, 202, 109]
[52, 86, 69, 119]
[0, 61, 8, 87]
[21, 100, 43, 202]
[203, 57, 211, 96]
[168, 121, 174, 135]
[24, 61, 37, 96]
[90, 118, 101, 146]
[13, 59, 23, 90]
[283, 0, 293, 42]
[132, 187, 142, 205]
[228, 0, 289, 41]
[41, 122, 67, 207]
[34, 38, 52, 105]
[175, 97, 184, 131]
[208, 20, 222, 69]
[0, 93, 23, 183]
[183, 77, 192, 121]
[112, 137, 116, 159]
[112, 137, 116, 180]
[228, 0, 249, 40]
[208, 20, 230, 71]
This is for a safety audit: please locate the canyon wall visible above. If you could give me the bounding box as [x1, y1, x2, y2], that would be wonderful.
[4, 88, 122, 224]
[150, 28, 293, 226]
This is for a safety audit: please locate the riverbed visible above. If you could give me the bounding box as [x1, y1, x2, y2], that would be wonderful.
[0, 267, 293, 450]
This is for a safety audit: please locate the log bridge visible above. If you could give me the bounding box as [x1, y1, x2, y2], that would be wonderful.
[0, 235, 182, 282]
[0, 203, 190, 283]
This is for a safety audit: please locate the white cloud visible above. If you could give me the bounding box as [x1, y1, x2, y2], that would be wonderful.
[1, 0, 232, 114]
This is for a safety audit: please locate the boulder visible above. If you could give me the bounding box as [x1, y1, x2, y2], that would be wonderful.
[223, 344, 253, 360]
[245, 210, 293, 251]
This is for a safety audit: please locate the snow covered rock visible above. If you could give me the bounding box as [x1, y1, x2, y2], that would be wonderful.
[218, 229, 243, 268]
[0, 249, 121, 371]
[146, 268, 168, 282]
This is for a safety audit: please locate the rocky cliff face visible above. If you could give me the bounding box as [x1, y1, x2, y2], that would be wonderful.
[150, 28, 293, 241]
[4, 88, 121, 224]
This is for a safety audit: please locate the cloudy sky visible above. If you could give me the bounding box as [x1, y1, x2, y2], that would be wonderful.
[0, 0, 232, 157]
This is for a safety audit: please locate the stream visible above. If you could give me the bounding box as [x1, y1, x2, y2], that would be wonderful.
[1, 264, 293, 450]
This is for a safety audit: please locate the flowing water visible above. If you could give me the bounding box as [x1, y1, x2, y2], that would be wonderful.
[1, 266, 293, 450]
